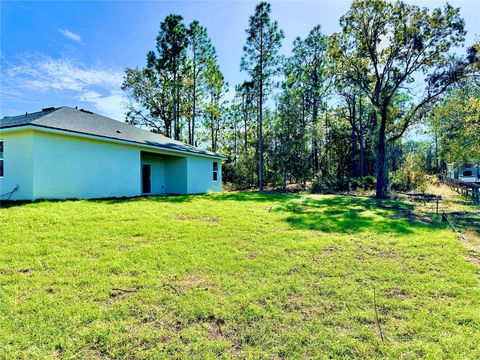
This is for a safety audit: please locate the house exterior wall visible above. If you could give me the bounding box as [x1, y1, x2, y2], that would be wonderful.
[458, 163, 479, 183]
[32, 131, 141, 200]
[140, 152, 222, 195]
[0, 130, 34, 200]
[1, 128, 223, 201]
[141, 152, 166, 195]
[186, 157, 222, 194]
[165, 157, 188, 194]
[446, 163, 480, 183]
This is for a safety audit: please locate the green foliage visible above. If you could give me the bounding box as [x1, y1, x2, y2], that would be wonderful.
[241, 1, 284, 191]
[431, 78, 480, 163]
[348, 176, 376, 191]
[329, 0, 471, 197]
[186, 20, 216, 145]
[390, 153, 428, 192]
[240, 2, 284, 92]
[1, 194, 479, 357]
[312, 175, 376, 193]
[123, 15, 222, 145]
[155, 15, 188, 74]
[120, 2, 477, 196]
[202, 58, 227, 152]
[311, 174, 335, 193]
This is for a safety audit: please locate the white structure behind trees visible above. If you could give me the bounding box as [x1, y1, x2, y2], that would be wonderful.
[446, 162, 480, 183]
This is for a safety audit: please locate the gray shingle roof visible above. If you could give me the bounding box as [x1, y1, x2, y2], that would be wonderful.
[1, 107, 224, 159]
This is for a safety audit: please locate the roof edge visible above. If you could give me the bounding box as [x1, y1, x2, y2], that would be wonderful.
[1, 124, 228, 160]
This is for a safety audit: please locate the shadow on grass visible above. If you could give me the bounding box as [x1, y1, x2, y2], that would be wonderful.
[0, 194, 193, 209]
[1, 191, 438, 235]
[276, 197, 420, 234]
[161, 191, 415, 234]
[209, 191, 302, 203]
[448, 211, 480, 236]
[97, 194, 193, 205]
[210, 192, 435, 235]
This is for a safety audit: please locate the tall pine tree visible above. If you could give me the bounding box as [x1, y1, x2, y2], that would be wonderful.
[156, 15, 188, 140]
[187, 20, 216, 145]
[241, 2, 284, 192]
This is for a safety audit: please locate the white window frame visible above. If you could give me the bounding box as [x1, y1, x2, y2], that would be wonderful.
[213, 161, 218, 182]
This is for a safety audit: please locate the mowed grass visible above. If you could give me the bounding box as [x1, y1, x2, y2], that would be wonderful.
[0, 193, 479, 359]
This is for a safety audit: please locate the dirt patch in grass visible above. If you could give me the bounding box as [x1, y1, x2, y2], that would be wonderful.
[106, 286, 142, 307]
[180, 274, 214, 292]
[176, 213, 221, 222]
[322, 244, 339, 254]
[160, 274, 214, 295]
[355, 245, 399, 261]
[205, 315, 226, 340]
[388, 288, 409, 299]
[466, 251, 480, 266]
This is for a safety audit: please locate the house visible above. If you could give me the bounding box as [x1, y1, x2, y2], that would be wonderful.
[0, 106, 225, 201]
[446, 162, 480, 183]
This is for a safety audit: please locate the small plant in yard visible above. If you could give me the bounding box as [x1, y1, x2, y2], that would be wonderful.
[391, 153, 428, 192]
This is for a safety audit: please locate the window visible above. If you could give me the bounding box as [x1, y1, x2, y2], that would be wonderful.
[0, 141, 3, 177]
[213, 162, 218, 181]
[463, 170, 472, 176]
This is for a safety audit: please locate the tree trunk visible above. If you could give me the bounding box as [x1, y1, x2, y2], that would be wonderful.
[351, 93, 357, 177]
[258, 31, 264, 192]
[191, 52, 196, 145]
[211, 116, 216, 152]
[243, 94, 248, 154]
[375, 111, 388, 199]
[324, 99, 329, 170]
[210, 94, 216, 152]
[214, 114, 220, 153]
[434, 130, 438, 173]
[176, 83, 180, 140]
[312, 94, 319, 175]
[233, 117, 237, 163]
[191, 87, 195, 145]
[359, 96, 365, 177]
[173, 71, 178, 140]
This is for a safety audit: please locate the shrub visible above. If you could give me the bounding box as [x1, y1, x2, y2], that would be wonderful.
[311, 175, 376, 193]
[390, 153, 427, 192]
[360, 176, 376, 190]
[349, 178, 361, 191]
[311, 174, 337, 193]
[428, 175, 441, 186]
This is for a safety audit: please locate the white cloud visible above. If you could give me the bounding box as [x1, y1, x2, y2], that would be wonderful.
[59, 28, 82, 43]
[6, 56, 123, 92]
[79, 90, 127, 120]
[3, 55, 128, 120]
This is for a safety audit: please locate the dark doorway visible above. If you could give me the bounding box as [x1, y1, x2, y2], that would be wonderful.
[142, 164, 151, 194]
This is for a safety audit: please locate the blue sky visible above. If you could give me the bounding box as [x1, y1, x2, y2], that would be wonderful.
[1, 0, 479, 119]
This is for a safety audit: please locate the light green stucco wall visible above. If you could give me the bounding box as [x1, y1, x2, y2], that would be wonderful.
[32, 131, 141, 200]
[165, 157, 188, 194]
[141, 152, 166, 195]
[186, 157, 222, 194]
[141, 152, 221, 195]
[1, 128, 223, 200]
[0, 130, 34, 200]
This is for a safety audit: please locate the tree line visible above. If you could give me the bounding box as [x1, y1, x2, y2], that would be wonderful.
[122, 0, 479, 199]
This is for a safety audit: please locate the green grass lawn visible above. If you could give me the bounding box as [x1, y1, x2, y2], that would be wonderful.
[1, 193, 479, 358]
